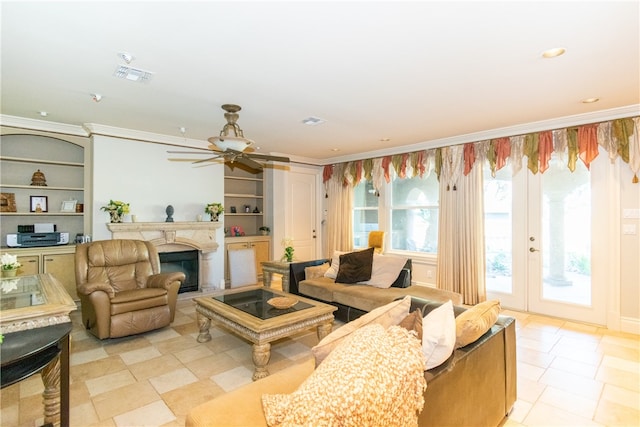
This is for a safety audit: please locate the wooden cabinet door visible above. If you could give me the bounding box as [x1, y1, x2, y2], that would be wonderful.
[44, 253, 77, 300]
[17, 255, 39, 276]
[224, 242, 249, 282]
[250, 240, 271, 279]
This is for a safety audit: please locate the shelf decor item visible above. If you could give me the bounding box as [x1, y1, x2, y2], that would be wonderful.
[30, 169, 47, 186]
[100, 199, 130, 223]
[205, 202, 224, 222]
[30, 196, 48, 213]
[282, 237, 295, 262]
[259, 226, 270, 236]
[0, 193, 17, 212]
[1, 253, 21, 277]
[60, 200, 77, 213]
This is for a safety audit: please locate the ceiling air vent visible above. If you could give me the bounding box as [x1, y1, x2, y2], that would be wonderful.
[114, 65, 154, 83]
[302, 116, 326, 125]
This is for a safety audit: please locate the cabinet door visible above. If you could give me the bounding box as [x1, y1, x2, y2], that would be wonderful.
[224, 242, 249, 281]
[250, 240, 271, 278]
[17, 255, 39, 276]
[44, 253, 77, 300]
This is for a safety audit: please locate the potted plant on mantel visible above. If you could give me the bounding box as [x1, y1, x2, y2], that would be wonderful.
[259, 226, 270, 236]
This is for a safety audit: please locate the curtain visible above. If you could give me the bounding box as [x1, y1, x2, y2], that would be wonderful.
[325, 166, 354, 257]
[436, 164, 486, 304]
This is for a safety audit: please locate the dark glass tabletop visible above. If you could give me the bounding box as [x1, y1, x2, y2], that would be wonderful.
[212, 288, 313, 320]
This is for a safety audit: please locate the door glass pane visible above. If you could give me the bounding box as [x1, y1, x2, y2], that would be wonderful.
[483, 166, 513, 294]
[353, 181, 379, 248]
[541, 158, 591, 305]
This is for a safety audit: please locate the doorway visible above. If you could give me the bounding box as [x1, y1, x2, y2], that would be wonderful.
[484, 152, 608, 324]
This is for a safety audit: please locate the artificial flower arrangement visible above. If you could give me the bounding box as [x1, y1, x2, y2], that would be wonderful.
[205, 202, 224, 215]
[1, 253, 21, 271]
[100, 200, 130, 215]
[282, 237, 295, 262]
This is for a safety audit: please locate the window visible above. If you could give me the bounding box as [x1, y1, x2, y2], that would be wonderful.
[390, 174, 439, 253]
[353, 180, 379, 248]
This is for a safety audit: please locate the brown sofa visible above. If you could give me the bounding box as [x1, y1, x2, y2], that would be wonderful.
[289, 258, 463, 322]
[186, 297, 517, 427]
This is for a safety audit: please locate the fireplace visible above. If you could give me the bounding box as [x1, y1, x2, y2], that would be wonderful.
[159, 250, 199, 293]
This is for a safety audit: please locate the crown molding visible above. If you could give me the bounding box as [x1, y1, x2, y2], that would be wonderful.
[324, 104, 640, 165]
[0, 114, 88, 136]
[83, 123, 207, 149]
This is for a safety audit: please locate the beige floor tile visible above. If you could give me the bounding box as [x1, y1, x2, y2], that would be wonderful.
[601, 383, 640, 411]
[523, 401, 603, 426]
[69, 401, 100, 426]
[186, 352, 243, 380]
[516, 376, 547, 403]
[173, 342, 215, 364]
[596, 364, 640, 393]
[0, 403, 19, 427]
[149, 367, 199, 394]
[508, 399, 533, 424]
[517, 346, 556, 369]
[70, 355, 128, 383]
[101, 335, 153, 356]
[538, 385, 598, 419]
[211, 366, 253, 392]
[539, 367, 604, 400]
[128, 353, 184, 382]
[161, 379, 226, 418]
[598, 340, 640, 362]
[18, 374, 44, 398]
[85, 369, 137, 397]
[71, 346, 110, 366]
[0, 382, 20, 408]
[549, 355, 599, 378]
[594, 398, 640, 427]
[601, 354, 640, 375]
[92, 381, 160, 421]
[145, 327, 182, 343]
[154, 334, 202, 355]
[517, 361, 546, 382]
[119, 345, 162, 365]
[113, 400, 176, 427]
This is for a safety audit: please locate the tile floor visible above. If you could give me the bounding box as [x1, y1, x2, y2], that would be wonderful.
[1, 292, 638, 427]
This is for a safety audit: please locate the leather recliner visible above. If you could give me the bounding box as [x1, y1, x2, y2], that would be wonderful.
[75, 239, 185, 339]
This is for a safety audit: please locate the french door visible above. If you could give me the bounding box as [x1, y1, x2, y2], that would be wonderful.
[484, 152, 608, 324]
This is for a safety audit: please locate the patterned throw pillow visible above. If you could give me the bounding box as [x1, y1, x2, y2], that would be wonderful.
[399, 309, 423, 344]
[455, 299, 501, 348]
[304, 263, 330, 280]
[262, 324, 426, 427]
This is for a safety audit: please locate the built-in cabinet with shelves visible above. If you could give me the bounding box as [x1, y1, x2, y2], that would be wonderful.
[223, 163, 272, 285]
[1, 127, 90, 301]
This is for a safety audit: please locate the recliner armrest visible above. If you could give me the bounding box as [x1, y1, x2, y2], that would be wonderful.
[77, 282, 115, 298]
[147, 272, 186, 290]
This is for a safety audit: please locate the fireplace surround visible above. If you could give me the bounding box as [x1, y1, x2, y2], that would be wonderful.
[106, 221, 222, 292]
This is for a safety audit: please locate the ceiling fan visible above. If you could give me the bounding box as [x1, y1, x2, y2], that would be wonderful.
[167, 104, 289, 170]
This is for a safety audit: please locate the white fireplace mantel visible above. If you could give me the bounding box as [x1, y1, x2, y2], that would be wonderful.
[106, 221, 223, 291]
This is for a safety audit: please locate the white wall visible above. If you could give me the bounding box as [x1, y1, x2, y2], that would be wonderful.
[91, 135, 226, 287]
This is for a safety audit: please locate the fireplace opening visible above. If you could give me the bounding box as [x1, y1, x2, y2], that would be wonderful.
[159, 250, 199, 293]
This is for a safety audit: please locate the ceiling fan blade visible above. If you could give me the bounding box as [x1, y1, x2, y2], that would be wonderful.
[193, 155, 224, 164]
[246, 153, 290, 163]
[167, 150, 217, 155]
[234, 156, 263, 170]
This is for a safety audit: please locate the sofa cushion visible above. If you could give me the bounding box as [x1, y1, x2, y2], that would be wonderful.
[298, 277, 345, 302]
[455, 299, 501, 348]
[357, 254, 409, 288]
[324, 250, 346, 279]
[262, 323, 426, 427]
[422, 300, 455, 370]
[333, 284, 407, 312]
[304, 262, 330, 280]
[335, 247, 375, 283]
[311, 295, 411, 365]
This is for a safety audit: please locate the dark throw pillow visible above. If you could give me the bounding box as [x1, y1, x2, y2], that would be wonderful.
[335, 247, 375, 283]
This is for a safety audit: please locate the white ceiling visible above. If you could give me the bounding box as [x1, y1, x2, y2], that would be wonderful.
[1, 1, 639, 164]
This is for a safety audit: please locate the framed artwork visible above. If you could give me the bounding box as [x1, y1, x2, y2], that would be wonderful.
[1, 192, 17, 212]
[30, 195, 48, 212]
[60, 200, 77, 213]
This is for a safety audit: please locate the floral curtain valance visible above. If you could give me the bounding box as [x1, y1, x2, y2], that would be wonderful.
[323, 116, 640, 190]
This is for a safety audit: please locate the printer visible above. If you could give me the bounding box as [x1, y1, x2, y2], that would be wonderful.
[6, 223, 70, 248]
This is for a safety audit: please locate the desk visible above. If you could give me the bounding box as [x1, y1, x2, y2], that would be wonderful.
[0, 274, 76, 427]
[260, 261, 291, 292]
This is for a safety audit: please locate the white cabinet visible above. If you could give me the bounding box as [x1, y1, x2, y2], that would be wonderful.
[224, 236, 271, 284]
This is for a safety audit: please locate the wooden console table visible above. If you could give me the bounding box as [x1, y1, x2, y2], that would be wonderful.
[0, 274, 76, 427]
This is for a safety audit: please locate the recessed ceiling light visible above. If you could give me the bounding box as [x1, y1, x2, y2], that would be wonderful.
[302, 117, 326, 126]
[542, 47, 566, 58]
[581, 97, 600, 104]
[380, 138, 391, 142]
[38, 111, 48, 117]
[330, 148, 340, 152]
[117, 52, 134, 64]
[91, 93, 102, 102]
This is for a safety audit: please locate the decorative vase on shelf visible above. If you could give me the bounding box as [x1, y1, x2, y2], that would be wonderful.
[210, 213, 219, 222]
[2, 269, 17, 278]
[109, 212, 123, 223]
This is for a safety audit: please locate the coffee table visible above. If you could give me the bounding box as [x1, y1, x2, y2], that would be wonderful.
[194, 286, 336, 380]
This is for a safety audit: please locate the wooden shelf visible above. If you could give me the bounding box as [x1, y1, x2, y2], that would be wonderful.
[0, 212, 83, 216]
[0, 156, 84, 167]
[224, 193, 264, 198]
[1, 184, 83, 191]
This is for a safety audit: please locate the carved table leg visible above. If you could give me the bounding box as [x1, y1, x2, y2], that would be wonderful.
[252, 342, 271, 381]
[196, 311, 212, 343]
[317, 321, 333, 341]
[41, 355, 61, 427]
[262, 270, 273, 288]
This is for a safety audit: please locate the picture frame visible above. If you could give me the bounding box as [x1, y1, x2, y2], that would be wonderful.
[1, 192, 17, 212]
[60, 200, 78, 213]
[30, 195, 48, 212]
[230, 206, 237, 213]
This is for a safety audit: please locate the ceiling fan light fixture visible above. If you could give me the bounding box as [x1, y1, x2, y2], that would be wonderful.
[208, 104, 255, 151]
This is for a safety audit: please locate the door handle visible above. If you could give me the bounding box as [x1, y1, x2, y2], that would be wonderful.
[529, 247, 539, 252]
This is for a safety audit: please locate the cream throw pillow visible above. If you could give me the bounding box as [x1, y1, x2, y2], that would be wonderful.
[323, 250, 345, 279]
[422, 300, 456, 370]
[357, 254, 408, 288]
[262, 324, 426, 427]
[304, 263, 330, 280]
[455, 299, 501, 348]
[311, 295, 411, 366]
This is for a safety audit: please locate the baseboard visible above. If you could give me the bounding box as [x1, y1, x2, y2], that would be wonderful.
[620, 316, 640, 335]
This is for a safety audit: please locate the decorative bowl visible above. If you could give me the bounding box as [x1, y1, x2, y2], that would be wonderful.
[267, 296, 298, 310]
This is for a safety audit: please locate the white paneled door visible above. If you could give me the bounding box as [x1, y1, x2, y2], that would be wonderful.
[484, 153, 609, 325]
[287, 170, 318, 262]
